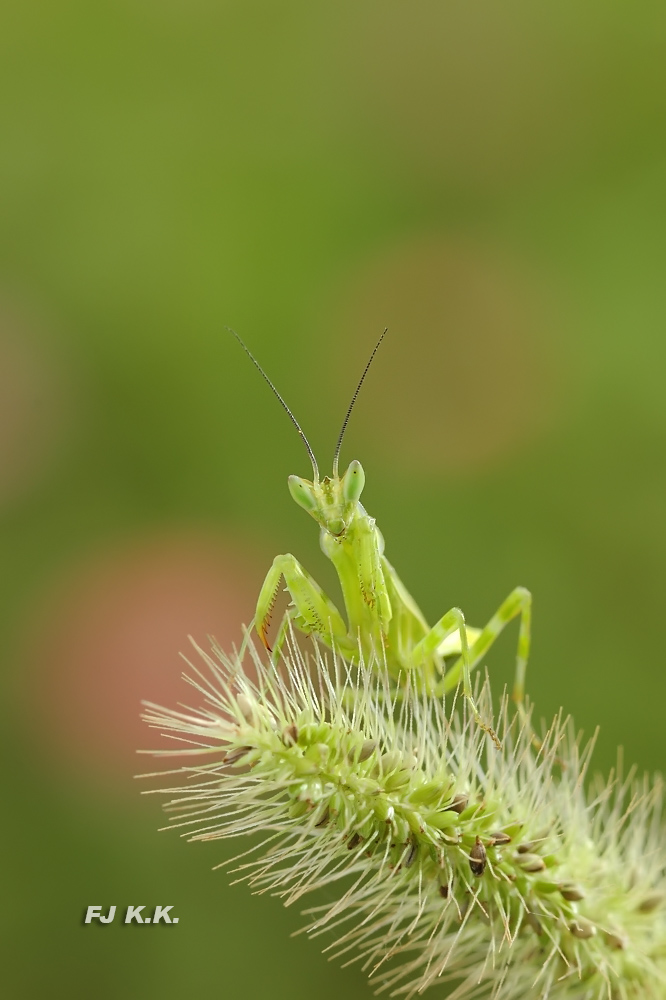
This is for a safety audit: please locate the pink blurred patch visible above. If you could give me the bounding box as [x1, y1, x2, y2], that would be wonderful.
[21, 530, 262, 787]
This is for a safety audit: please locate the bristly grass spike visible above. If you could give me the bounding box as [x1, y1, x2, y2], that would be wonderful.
[228, 328, 534, 748]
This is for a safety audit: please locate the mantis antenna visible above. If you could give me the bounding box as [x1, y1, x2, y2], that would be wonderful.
[227, 327, 320, 482]
[332, 328, 388, 478]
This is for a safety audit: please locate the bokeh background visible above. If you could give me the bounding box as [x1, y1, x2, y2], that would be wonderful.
[2, 2, 666, 998]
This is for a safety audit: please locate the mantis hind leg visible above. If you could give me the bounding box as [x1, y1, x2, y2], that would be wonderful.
[411, 608, 502, 749]
[254, 553, 356, 661]
[437, 586, 532, 729]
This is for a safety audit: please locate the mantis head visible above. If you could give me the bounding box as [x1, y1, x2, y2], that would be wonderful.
[288, 460, 365, 537]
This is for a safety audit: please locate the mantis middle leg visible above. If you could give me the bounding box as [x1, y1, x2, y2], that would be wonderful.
[437, 586, 532, 708]
[410, 608, 502, 748]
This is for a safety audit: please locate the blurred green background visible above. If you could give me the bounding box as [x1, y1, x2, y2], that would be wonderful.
[2, 2, 666, 997]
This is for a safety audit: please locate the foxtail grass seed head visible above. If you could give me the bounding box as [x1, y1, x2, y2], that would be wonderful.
[140, 638, 666, 999]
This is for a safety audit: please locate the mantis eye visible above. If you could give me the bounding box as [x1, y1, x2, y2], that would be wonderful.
[288, 475, 317, 514]
[342, 460, 365, 503]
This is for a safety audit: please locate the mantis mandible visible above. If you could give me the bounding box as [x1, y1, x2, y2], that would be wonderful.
[230, 329, 532, 747]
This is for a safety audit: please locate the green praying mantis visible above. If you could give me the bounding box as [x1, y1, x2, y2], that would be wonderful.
[231, 329, 532, 748]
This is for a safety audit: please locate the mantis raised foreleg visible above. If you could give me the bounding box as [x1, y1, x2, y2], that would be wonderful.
[255, 552, 359, 662]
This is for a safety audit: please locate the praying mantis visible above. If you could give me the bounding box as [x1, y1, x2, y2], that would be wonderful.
[231, 329, 532, 747]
